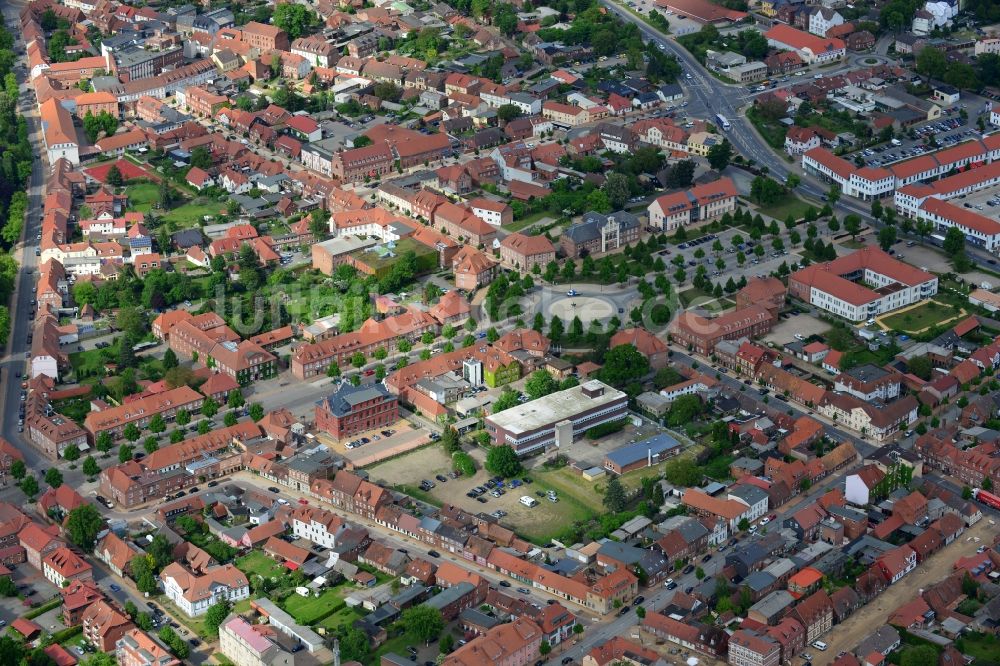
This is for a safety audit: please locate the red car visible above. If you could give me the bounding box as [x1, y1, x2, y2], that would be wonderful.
[768, 514, 776, 521]
[297, 498, 309, 505]
[363, 369, 375, 376]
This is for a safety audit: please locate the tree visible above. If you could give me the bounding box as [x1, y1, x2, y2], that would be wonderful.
[916, 46, 947, 81]
[665, 160, 696, 188]
[175, 409, 191, 427]
[204, 600, 231, 636]
[844, 214, 862, 240]
[695, 567, 705, 580]
[162, 348, 178, 371]
[962, 486, 973, 500]
[400, 605, 444, 644]
[707, 139, 733, 170]
[249, 403, 264, 421]
[45, 468, 63, 488]
[105, 165, 123, 187]
[80, 656, 117, 666]
[10, 459, 25, 481]
[119, 444, 135, 463]
[83, 456, 100, 477]
[149, 414, 166, 434]
[20, 475, 39, 498]
[600, 344, 650, 387]
[62, 443, 79, 461]
[272, 3, 312, 39]
[943, 224, 967, 257]
[440, 426, 461, 454]
[485, 445, 522, 478]
[227, 390, 245, 409]
[900, 645, 938, 666]
[497, 104, 522, 123]
[202, 397, 219, 419]
[750, 176, 784, 205]
[96, 432, 113, 454]
[738, 518, 750, 532]
[338, 627, 370, 662]
[667, 394, 702, 427]
[603, 477, 628, 512]
[908, 355, 933, 380]
[66, 504, 103, 550]
[540, 641, 552, 656]
[136, 612, 153, 631]
[224, 412, 238, 427]
[0, 577, 16, 597]
[603, 172, 632, 210]
[525, 370, 559, 400]
[493, 389, 520, 413]
[123, 423, 141, 443]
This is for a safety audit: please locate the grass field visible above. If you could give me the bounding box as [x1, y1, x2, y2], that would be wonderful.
[69, 341, 120, 378]
[881, 301, 963, 333]
[281, 588, 345, 625]
[126, 182, 160, 212]
[957, 632, 1000, 666]
[160, 199, 226, 227]
[235, 551, 286, 581]
[759, 194, 813, 222]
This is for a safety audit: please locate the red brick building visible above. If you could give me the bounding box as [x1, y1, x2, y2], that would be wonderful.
[315, 383, 399, 441]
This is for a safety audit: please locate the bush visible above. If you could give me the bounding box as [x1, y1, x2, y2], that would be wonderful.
[452, 452, 476, 476]
[586, 419, 627, 440]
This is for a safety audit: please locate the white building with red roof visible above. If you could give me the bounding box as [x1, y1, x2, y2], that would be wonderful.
[788, 247, 937, 322]
[765, 24, 845, 64]
[801, 147, 894, 200]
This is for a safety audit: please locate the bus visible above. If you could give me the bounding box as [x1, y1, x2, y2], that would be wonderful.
[716, 114, 731, 131]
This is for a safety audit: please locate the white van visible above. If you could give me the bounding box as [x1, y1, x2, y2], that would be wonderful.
[520, 496, 539, 507]
[812, 641, 828, 651]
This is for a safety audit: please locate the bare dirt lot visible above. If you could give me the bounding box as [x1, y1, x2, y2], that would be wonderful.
[366, 423, 673, 544]
[815, 516, 996, 665]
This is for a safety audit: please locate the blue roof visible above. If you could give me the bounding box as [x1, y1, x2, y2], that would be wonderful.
[605, 433, 681, 467]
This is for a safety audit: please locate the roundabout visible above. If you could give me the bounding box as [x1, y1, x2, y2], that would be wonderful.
[548, 295, 617, 323]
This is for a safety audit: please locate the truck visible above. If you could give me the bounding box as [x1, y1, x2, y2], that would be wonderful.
[715, 114, 731, 131]
[972, 488, 1000, 511]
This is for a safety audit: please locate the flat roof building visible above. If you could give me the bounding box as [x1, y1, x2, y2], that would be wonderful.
[485, 380, 627, 455]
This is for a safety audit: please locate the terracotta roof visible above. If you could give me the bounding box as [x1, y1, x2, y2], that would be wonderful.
[500, 232, 554, 256]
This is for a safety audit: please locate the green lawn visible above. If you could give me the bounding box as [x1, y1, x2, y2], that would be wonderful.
[506, 467, 603, 543]
[160, 199, 226, 227]
[881, 301, 963, 333]
[759, 194, 813, 222]
[126, 182, 159, 212]
[318, 605, 364, 634]
[746, 107, 787, 151]
[957, 632, 1000, 666]
[69, 341, 120, 379]
[280, 588, 346, 625]
[236, 551, 286, 581]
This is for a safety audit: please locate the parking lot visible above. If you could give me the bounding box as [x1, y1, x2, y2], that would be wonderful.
[625, 0, 705, 35]
[854, 111, 977, 169]
[666, 227, 803, 294]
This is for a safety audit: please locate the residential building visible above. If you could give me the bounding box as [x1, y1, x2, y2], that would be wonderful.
[219, 615, 293, 666]
[669, 304, 774, 355]
[43, 547, 93, 587]
[499, 233, 556, 272]
[116, 628, 181, 666]
[160, 563, 250, 616]
[82, 600, 134, 653]
[728, 629, 781, 666]
[647, 178, 738, 230]
[442, 616, 543, 666]
[765, 25, 846, 64]
[788, 248, 937, 321]
[84, 386, 204, 441]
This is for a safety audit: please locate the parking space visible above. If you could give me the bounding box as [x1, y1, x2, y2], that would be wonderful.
[762, 312, 831, 345]
[627, 0, 708, 36]
[666, 228, 802, 292]
[853, 112, 975, 169]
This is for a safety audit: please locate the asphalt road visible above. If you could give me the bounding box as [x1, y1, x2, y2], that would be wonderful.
[600, 0, 1000, 271]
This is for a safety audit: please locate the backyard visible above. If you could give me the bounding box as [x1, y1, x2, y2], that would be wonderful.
[280, 588, 346, 625]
